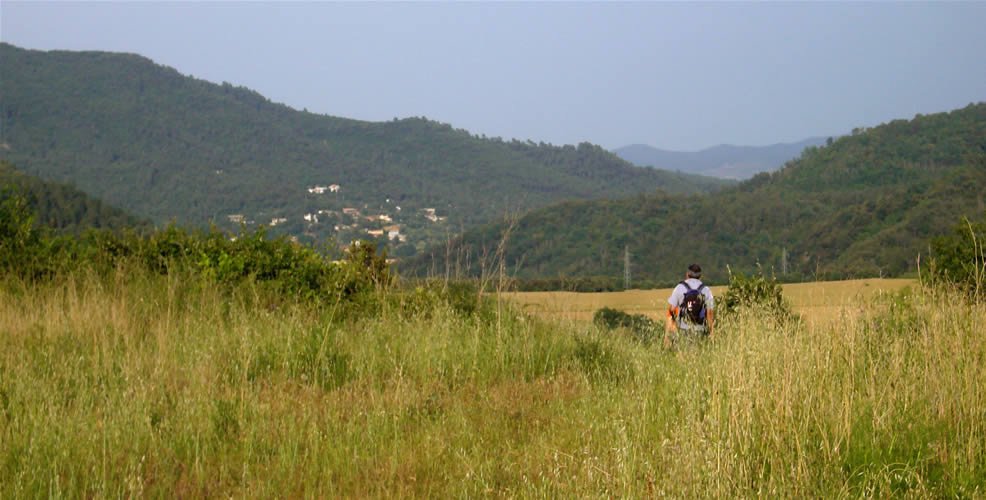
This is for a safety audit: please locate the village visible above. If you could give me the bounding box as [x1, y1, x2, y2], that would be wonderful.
[221, 183, 449, 259]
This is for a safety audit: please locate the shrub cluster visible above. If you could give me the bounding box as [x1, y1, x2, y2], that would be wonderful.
[2, 189, 391, 305]
[923, 216, 986, 302]
[2, 188, 505, 321]
[718, 268, 794, 322]
[593, 307, 657, 343]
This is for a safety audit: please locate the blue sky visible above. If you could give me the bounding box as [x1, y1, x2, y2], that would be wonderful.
[2, 2, 984, 151]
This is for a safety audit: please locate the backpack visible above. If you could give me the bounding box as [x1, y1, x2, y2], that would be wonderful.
[679, 281, 707, 325]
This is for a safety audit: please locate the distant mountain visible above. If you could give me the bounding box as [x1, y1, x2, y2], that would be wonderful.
[1, 161, 149, 233]
[0, 43, 731, 253]
[614, 137, 830, 179]
[410, 104, 986, 285]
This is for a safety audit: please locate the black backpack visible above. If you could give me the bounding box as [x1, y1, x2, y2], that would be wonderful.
[679, 281, 707, 325]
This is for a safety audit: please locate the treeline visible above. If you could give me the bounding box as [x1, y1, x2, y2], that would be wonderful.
[0, 161, 150, 233]
[408, 103, 986, 284]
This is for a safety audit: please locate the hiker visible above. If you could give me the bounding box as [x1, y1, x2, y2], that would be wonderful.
[664, 263, 715, 347]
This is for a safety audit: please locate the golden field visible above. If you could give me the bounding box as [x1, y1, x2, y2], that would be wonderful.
[504, 278, 916, 326]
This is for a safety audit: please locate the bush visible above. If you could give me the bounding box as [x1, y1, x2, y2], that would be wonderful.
[593, 307, 657, 343]
[0, 190, 40, 273]
[924, 216, 986, 302]
[394, 279, 495, 320]
[0, 210, 395, 309]
[718, 268, 794, 322]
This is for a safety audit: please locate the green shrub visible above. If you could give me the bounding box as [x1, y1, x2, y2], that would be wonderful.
[718, 268, 794, 321]
[0, 210, 395, 311]
[924, 216, 986, 301]
[0, 190, 40, 273]
[394, 279, 492, 320]
[593, 307, 657, 344]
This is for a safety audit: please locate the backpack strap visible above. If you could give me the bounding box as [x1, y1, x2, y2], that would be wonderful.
[679, 280, 693, 292]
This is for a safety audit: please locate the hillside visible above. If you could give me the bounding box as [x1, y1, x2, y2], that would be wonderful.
[613, 137, 829, 179]
[0, 43, 730, 253]
[0, 161, 149, 233]
[410, 104, 986, 285]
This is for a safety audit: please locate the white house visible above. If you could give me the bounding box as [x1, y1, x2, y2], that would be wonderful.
[366, 214, 393, 223]
[269, 217, 288, 226]
[308, 185, 328, 194]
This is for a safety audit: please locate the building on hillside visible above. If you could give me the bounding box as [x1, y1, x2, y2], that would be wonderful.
[366, 214, 393, 223]
[308, 185, 328, 194]
[365, 229, 385, 237]
[329, 184, 341, 193]
[303, 213, 318, 223]
[343, 207, 360, 216]
[269, 217, 288, 227]
[227, 214, 245, 224]
[383, 224, 404, 241]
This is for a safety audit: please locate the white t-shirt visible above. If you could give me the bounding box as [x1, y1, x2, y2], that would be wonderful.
[667, 278, 714, 330]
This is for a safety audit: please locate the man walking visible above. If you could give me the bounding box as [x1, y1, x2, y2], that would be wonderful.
[664, 263, 715, 348]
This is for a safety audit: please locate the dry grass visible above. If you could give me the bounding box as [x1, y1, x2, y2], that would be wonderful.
[1, 270, 982, 497]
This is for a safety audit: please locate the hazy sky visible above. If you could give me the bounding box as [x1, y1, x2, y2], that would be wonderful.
[2, 2, 984, 151]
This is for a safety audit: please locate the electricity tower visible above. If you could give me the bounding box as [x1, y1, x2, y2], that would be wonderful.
[624, 245, 631, 290]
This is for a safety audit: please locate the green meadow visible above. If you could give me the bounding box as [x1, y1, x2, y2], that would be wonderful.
[1, 266, 983, 497]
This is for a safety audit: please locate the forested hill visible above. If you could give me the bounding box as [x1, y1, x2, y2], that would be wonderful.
[1, 161, 149, 233]
[0, 43, 729, 251]
[409, 103, 986, 285]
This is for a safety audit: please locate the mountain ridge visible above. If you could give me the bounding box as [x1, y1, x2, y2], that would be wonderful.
[614, 137, 829, 179]
[0, 42, 732, 252]
[410, 103, 986, 285]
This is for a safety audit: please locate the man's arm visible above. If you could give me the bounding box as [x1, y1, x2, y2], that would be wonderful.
[664, 306, 677, 348]
[706, 309, 714, 338]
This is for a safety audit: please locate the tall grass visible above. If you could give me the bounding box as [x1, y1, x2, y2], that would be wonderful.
[1, 267, 983, 496]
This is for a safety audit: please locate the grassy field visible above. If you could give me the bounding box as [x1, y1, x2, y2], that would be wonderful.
[505, 278, 916, 326]
[1, 270, 983, 496]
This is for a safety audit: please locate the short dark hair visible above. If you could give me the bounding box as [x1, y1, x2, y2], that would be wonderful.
[687, 263, 702, 278]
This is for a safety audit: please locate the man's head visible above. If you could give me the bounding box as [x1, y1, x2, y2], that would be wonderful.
[686, 263, 702, 279]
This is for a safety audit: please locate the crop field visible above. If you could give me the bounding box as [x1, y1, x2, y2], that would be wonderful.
[505, 278, 916, 326]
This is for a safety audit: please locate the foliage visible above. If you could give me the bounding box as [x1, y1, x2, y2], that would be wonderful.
[923, 215, 986, 301]
[0, 165, 495, 319]
[593, 307, 657, 343]
[0, 189, 38, 271]
[718, 268, 794, 322]
[0, 161, 150, 234]
[0, 43, 729, 252]
[0, 204, 392, 308]
[410, 103, 986, 284]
